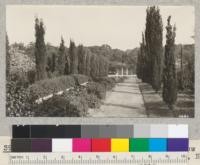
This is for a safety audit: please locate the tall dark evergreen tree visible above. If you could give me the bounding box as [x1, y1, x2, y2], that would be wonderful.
[77, 45, 86, 74]
[64, 51, 70, 75]
[136, 48, 142, 79]
[85, 50, 91, 76]
[162, 16, 177, 110]
[69, 40, 78, 74]
[46, 56, 52, 73]
[145, 6, 163, 91]
[51, 53, 56, 73]
[57, 37, 66, 75]
[90, 54, 98, 79]
[136, 33, 146, 80]
[151, 7, 163, 91]
[34, 18, 47, 80]
[179, 44, 184, 90]
[144, 7, 153, 83]
[6, 34, 10, 80]
[141, 33, 148, 82]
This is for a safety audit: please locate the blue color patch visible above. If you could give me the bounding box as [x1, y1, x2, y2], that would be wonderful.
[149, 138, 167, 152]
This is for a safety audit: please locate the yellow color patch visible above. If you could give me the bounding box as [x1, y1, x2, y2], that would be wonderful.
[111, 138, 129, 152]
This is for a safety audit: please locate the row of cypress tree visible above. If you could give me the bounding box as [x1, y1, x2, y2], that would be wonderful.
[137, 6, 163, 92]
[34, 18, 109, 81]
[136, 6, 177, 110]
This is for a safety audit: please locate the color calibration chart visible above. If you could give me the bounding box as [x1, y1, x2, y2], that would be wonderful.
[4, 124, 195, 165]
[11, 124, 188, 153]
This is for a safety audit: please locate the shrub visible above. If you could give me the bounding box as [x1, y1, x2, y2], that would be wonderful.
[6, 81, 34, 117]
[96, 77, 116, 90]
[86, 93, 101, 109]
[33, 86, 88, 117]
[10, 71, 29, 88]
[66, 94, 88, 117]
[27, 69, 36, 84]
[72, 74, 89, 85]
[87, 82, 106, 99]
[28, 75, 76, 100]
[33, 95, 68, 117]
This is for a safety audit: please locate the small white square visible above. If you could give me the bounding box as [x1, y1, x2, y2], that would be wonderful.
[52, 139, 72, 152]
[168, 125, 188, 138]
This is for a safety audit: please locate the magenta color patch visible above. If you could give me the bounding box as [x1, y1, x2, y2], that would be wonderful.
[72, 138, 91, 152]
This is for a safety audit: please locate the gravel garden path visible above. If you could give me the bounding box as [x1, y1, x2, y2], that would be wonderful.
[88, 75, 147, 117]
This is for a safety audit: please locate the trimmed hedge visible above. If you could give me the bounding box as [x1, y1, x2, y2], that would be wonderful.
[72, 74, 89, 85]
[94, 77, 115, 91]
[33, 87, 88, 117]
[86, 93, 101, 109]
[28, 76, 75, 100]
[87, 82, 106, 99]
[28, 75, 88, 101]
[7, 75, 126, 117]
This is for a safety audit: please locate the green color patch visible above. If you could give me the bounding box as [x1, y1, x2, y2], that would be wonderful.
[129, 138, 149, 152]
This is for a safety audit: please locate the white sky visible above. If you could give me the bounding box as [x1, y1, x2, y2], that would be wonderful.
[6, 5, 194, 50]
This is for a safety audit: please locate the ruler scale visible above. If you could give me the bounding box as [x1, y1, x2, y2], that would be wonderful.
[8, 152, 189, 165]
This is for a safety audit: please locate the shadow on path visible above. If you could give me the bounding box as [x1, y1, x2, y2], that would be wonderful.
[102, 102, 145, 110]
[111, 90, 141, 95]
[88, 76, 147, 117]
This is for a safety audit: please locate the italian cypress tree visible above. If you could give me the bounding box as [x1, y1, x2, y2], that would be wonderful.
[6, 34, 10, 80]
[99, 57, 105, 77]
[51, 53, 56, 73]
[69, 40, 78, 74]
[136, 48, 142, 79]
[57, 37, 66, 75]
[151, 7, 163, 91]
[96, 55, 100, 77]
[85, 50, 91, 76]
[144, 7, 153, 83]
[179, 44, 184, 90]
[145, 6, 163, 90]
[141, 33, 149, 82]
[64, 51, 70, 75]
[105, 59, 109, 76]
[90, 54, 98, 79]
[137, 33, 146, 80]
[46, 56, 52, 72]
[77, 45, 86, 74]
[162, 16, 177, 110]
[34, 18, 47, 80]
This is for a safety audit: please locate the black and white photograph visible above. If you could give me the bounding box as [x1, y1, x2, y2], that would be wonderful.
[6, 5, 194, 117]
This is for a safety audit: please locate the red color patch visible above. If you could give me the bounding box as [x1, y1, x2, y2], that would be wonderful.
[92, 138, 111, 152]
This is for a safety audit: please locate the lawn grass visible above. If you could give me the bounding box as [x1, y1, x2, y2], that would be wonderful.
[137, 79, 194, 118]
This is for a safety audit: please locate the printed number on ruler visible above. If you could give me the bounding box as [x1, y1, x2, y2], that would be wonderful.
[8, 152, 189, 165]
[1, 137, 200, 165]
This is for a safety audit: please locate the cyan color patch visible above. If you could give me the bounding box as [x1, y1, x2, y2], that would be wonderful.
[149, 138, 167, 152]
